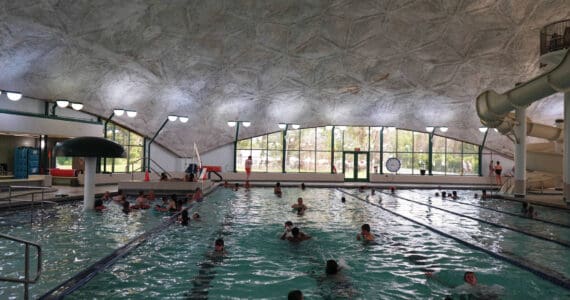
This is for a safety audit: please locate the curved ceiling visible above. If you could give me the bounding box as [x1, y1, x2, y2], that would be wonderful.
[1, 0, 569, 155]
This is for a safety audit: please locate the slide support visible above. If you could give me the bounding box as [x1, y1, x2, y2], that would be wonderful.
[514, 107, 527, 197]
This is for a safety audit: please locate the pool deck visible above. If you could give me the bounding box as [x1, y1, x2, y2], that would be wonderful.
[1, 181, 569, 210]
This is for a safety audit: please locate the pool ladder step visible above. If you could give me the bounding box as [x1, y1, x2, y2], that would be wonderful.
[0, 233, 42, 300]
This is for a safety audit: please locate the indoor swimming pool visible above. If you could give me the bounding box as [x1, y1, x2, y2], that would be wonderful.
[2, 187, 570, 299]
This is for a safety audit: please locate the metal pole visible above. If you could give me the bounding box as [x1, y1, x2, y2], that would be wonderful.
[380, 127, 384, 175]
[478, 129, 489, 176]
[330, 126, 335, 174]
[147, 118, 170, 173]
[563, 92, 570, 205]
[233, 122, 240, 173]
[103, 112, 114, 173]
[282, 125, 288, 173]
[428, 131, 434, 175]
[24, 244, 29, 300]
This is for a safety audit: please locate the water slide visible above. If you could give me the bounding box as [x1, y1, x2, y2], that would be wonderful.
[476, 50, 570, 190]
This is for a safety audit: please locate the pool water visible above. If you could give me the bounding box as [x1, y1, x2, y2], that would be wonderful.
[69, 188, 569, 299]
[0, 198, 170, 299]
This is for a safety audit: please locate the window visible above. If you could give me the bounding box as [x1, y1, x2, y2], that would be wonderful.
[102, 123, 145, 173]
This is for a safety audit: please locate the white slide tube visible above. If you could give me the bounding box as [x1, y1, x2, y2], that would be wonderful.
[476, 50, 570, 128]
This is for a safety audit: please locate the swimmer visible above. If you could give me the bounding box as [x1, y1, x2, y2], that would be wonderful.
[442, 191, 447, 198]
[281, 221, 294, 240]
[113, 190, 124, 202]
[192, 187, 204, 202]
[288, 290, 303, 300]
[292, 197, 307, 215]
[274, 182, 282, 197]
[481, 189, 489, 200]
[474, 193, 479, 198]
[180, 210, 189, 226]
[451, 191, 458, 199]
[122, 200, 131, 214]
[287, 227, 311, 242]
[213, 238, 227, 255]
[326, 259, 341, 275]
[435, 192, 440, 197]
[94, 196, 106, 211]
[319, 259, 357, 298]
[301, 183, 306, 190]
[426, 270, 504, 299]
[192, 212, 201, 220]
[341, 196, 346, 203]
[147, 190, 156, 201]
[234, 183, 239, 191]
[101, 191, 112, 202]
[359, 186, 366, 193]
[356, 223, 375, 241]
[390, 186, 395, 194]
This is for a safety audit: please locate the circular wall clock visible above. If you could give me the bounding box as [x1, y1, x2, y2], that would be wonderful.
[386, 157, 401, 173]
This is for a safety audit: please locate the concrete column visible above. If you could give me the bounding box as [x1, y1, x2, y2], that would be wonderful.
[514, 106, 527, 197]
[83, 157, 96, 211]
[563, 92, 570, 204]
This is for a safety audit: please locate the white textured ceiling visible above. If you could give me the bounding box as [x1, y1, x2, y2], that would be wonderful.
[1, 0, 569, 155]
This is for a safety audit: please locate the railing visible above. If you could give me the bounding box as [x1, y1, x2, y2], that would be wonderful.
[0, 186, 54, 213]
[540, 19, 570, 56]
[129, 157, 172, 181]
[0, 233, 42, 300]
[499, 177, 514, 194]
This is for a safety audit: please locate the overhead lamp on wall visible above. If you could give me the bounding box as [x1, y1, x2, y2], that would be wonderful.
[425, 126, 435, 133]
[242, 121, 251, 127]
[278, 123, 287, 129]
[71, 102, 84, 110]
[479, 127, 488, 133]
[6, 91, 22, 101]
[179, 116, 189, 123]
[168, 115, 178, 122]
[439, 127, 448, 132]
[126, 110, 137, 118]
[113, 109, 125, 116]
[227, 121, 237, 127]
[56, 99, 70, 108]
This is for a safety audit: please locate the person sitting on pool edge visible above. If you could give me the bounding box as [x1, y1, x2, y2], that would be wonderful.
[287, 227, 311, 242]
[292, 197, 307, 215]
[274, 182, 282, 197]
[356, 223, 375, 241]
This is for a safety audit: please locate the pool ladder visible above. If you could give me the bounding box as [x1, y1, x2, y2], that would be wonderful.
[0, 233, 42, 300]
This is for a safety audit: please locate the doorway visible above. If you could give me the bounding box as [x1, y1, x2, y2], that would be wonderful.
[342, 151, 369, 182]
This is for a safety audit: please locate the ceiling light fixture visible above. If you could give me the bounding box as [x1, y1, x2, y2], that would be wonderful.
[227, 121, 237, 127]
[56, 99, 70, 108]
[479, 127, 488, 133]
[71, 102, 84, 110]
[168, 115, 178, 122]
[6, 92, 22, 101]
[126, 110, 137, 118]
[425, 126, 434, 133]
[242, 121, 251, 127]
[278, 123, 287, 129]
[179, 116, 189, 123]
[113, 109, 125, 116]
[291, 124, 300, 129]
[439, 127, 448, 133]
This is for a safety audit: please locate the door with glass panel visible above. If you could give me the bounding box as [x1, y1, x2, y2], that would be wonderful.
[343, 151, 369, 182]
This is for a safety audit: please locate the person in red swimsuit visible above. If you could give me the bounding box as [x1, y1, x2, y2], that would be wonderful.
[245, 156, 252, 180]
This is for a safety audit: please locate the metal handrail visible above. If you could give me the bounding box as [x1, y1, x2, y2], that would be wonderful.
[0, 186, 53, 217]
[540, 19, 570, 56]
[0, 233, 42, 300]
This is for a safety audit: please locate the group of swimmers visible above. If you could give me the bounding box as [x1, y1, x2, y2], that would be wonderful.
[94, 188, 204, 215]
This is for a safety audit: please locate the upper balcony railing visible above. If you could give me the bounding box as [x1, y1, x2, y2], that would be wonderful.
[540, 19, 570, 56]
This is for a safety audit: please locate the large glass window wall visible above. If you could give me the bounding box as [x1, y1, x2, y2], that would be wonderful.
[102, 123, 144, 173]
[236, 126, 481, 175]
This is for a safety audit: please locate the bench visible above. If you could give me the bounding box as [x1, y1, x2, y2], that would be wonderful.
[50, 168, 79, 186]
